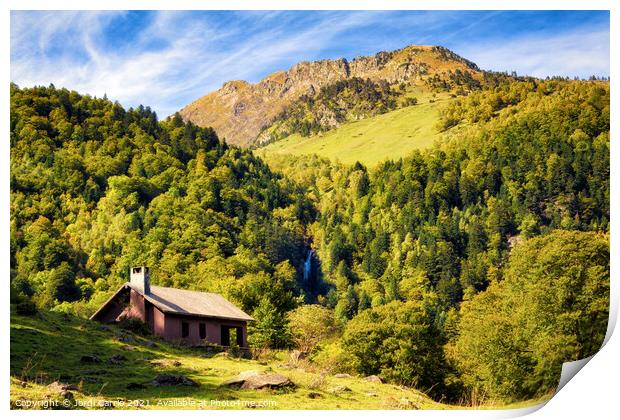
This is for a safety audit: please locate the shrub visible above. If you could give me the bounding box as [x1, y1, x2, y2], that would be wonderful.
[342, 300, 449, 399]
[288, 305, 339, 353]
[15, 300, 38, 316]
[117, 316, 152, 336]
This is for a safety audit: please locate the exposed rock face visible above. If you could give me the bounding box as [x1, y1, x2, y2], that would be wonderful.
[223, 370, 294, 390]
[151, 374, 199, 387]
[178, 45, 479, 147]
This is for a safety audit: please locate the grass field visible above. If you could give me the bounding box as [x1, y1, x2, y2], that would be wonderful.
[10, 308, 552, 410]
[10, 308, 449, 410]
[258, 96, 451, 167]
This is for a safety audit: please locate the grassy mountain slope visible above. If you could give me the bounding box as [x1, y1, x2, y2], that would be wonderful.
[10, 308, 454, 410]
[257, 93, 452, 167]
[179, 45, 480, 146]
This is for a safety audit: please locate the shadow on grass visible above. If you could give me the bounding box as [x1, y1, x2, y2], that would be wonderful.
[10, 308, 241, 402]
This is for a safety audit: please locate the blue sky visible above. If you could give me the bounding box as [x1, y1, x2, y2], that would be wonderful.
[11, 10, 610, 118]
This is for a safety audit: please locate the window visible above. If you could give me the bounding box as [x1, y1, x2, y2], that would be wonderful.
[181, 321, 189, 338]
[199, 323, 206, 340]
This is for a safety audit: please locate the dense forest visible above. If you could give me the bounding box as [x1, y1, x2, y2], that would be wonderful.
[10, 83, 315, 325]
[10, 78, 610, 405]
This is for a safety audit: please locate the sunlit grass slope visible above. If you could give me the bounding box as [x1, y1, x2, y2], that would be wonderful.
[258, 97, 450, 167]
[10, 308, 450, 410]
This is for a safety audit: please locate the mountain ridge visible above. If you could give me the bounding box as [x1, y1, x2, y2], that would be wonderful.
[178, 45, 480, 146]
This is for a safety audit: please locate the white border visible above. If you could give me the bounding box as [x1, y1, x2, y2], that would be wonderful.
[2, 2, 616, 419]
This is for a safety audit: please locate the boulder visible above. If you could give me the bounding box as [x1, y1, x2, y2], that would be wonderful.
[80, 355, 101, 363]
[151, 374, 199, 387]
[334, 373, 352, 379]
[289, 350, 306, 363]
[108, 355, 127, 365]
[329, 385, 351, 393]
[113, 334, 136, 344]
[149, 359, 181, 367]
[223, 370, 294, 390]
[364, 375, 383, 383]
[48, 381, 78, 393]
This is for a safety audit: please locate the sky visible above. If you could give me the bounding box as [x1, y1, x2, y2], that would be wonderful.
[10, 10, 610, 118]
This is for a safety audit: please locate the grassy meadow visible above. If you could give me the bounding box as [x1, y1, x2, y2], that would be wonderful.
[10, 307, 551, 410]
[258, 95, 452, 167]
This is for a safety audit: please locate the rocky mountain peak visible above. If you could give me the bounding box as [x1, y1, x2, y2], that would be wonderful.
[178, 44, 479, 147]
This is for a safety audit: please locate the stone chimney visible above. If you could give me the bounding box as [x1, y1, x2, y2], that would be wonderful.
[130, 266, 150, 295]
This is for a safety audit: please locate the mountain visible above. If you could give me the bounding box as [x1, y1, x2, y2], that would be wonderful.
[178, 45, 480, 147]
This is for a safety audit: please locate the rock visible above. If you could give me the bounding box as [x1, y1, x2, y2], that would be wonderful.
[223, 370, 294, 390]
[329, 385, 351, 393]
[151, 374, 199, 387]
[108, 355, 127, 365]
[80, 355, 101, 363]
[114, 334, 136, 344]
[307, 391, 323, 399]
[289, 350, 306, 363]
[334, 373, 352, 378]
[364, 375, 383, 383]
[48, 381, 78, 394]
[222, 370, 262, 387]
[126, 382, 146, 390]
[399, 398, 420, 409]
[149, 359, 181, 367]
[60, 390, 74, 400]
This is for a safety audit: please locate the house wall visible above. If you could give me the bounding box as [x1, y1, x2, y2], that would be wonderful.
[163, 314, 248, 347]
[93, 288, 129, 323]
[153, 306, 166, 337]
[126, 289, 147, 321]
[93, 287, 248, 347]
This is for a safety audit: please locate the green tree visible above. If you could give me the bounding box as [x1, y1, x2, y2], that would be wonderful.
[452, 230, 609, 402]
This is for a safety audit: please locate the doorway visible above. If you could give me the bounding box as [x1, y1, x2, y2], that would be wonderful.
[220, 325, 243, 346]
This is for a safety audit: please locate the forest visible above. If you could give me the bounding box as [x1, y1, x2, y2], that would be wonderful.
[10, 77, 610, 404]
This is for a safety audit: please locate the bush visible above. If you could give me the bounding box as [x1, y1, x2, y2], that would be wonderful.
[311, 341, 356, 374]
[342, 300, 449, 399]
[288, 305, 339, 353]
[117, 316, 152, 336]
[15, 300, 38, 316]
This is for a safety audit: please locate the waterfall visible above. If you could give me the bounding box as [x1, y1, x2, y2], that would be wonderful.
[303, 250, 314, 283]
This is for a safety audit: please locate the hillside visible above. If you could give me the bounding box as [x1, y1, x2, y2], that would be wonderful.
[179, 45, 480, 147]
[10, 78, 610, 409]
[10, 308, 453, 410]
[256, 92, 451, 167]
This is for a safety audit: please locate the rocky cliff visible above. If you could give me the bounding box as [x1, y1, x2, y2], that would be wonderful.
[178, 45, 479, 147]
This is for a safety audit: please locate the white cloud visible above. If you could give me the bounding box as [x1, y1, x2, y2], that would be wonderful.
[11, 11, 610, 118]
[456, 29, 610, 78]
[10, 11, 384, 118]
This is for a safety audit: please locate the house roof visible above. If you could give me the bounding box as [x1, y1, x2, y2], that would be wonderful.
[90, 283, 254, 322]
